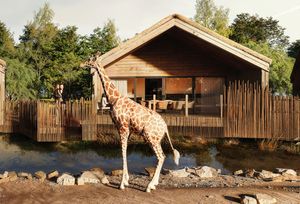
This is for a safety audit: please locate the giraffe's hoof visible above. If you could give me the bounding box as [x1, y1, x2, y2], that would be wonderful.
[146, 184, 156, 191]
[120, 185, 125, 190]
[146, 188, 151, 193]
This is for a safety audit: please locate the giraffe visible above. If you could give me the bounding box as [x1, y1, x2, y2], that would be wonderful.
[82, 53, 180, 192]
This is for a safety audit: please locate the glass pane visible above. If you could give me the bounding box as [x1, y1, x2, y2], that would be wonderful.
[165, 78, 192, 94]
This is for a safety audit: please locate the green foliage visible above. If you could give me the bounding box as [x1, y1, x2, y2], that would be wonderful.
[5, 57, 36, 100]
[80, 19, 120, 57]
[288, 40, 300, 58]
[230, 13, 289, 48]
[244, 41, 294, 94]
[0, 21, 15, 57]
[194, 0, 231, 37]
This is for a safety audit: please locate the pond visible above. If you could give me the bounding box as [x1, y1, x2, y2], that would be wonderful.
[0, 134, 299, 175]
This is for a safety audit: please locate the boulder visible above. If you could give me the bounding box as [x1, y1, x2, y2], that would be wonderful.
[47, 170, 59, 179]
[111, 169, 123, 176]
[101, 176, 109, 185]
[168, 168, 190, 178]
[77, 171, 100, 185]
[90, 167, 105, 179]
[57, 173, 75, 186]
[194, 166, 219, 178]
[145, 167, 156, 177]
[35, 171, 46, 182]
[282, 169, 297, 177]
[241, 196, 257, 204]
[257, 170, 280, 181]
[234, 170, 244, 176]
[255, 193, 277, 204]
[18, 172, 32, 180]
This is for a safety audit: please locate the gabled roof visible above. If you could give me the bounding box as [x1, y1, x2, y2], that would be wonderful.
[99, 14, 272, 71]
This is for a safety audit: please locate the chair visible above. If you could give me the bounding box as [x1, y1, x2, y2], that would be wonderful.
[99, 97, 110, 114]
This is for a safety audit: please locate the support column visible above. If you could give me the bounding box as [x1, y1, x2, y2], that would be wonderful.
[0, 59, 6, 125]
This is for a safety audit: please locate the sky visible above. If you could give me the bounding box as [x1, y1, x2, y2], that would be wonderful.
[0, 0, 299, 43]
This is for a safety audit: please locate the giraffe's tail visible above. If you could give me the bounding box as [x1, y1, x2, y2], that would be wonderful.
[165, 130, 180, 165]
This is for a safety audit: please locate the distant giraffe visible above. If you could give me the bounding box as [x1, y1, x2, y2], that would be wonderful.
[82, 53, 180, 192]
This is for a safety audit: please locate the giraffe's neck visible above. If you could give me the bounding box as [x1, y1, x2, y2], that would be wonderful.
[95, 65, 121, 105]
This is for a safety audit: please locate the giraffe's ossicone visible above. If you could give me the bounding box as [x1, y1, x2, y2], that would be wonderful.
[82, 53, 180, 192]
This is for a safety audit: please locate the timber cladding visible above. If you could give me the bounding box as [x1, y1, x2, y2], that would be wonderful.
[104, 28, 262, 80]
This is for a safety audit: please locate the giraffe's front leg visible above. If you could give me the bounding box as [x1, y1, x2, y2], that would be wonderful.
[119, 127, 130, 190]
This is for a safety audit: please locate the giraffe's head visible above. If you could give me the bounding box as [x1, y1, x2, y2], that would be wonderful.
[80, 52, 103, 72]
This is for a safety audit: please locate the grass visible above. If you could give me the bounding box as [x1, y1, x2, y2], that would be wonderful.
[258, 139, 279, 152]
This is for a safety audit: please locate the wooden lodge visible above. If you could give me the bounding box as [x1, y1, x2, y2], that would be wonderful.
[1, 15, 300, 143]
[93, 14, 272, 116]
[291, 52, 300, 96]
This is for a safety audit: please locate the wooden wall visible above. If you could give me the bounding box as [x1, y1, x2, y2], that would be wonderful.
[104, 28, 263, 83]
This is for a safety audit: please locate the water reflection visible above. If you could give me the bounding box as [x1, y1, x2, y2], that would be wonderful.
[0, 134, 299, 175]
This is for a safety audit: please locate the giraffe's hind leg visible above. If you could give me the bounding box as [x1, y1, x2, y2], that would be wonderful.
[146, 142, 165, 193]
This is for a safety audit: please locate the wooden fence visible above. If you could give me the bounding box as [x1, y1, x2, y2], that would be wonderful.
[224, 82, 300, 141]
[0, 82, 299, 142]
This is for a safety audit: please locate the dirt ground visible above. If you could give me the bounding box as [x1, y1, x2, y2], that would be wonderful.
[0, 180, 299, 204]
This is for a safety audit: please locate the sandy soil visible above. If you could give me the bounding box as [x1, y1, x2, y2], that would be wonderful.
[0, 180, 299, 204]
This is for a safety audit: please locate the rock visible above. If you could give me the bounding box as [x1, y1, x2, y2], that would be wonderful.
[255, 193, 277, 204]
[101, 176, 109, 185]
[282, 169, 297, 176]
[18, 172, 32, 180]
[35, 171, 46, 182]
[90, 167, 105, 179]
[47, 170, 59, 179]
[241, 196, 257, 204]
[57, 173, 75, 186]
[245, 169, 256, 178]
[111, 169, 123, 176]
[194, 166, 219, 178]
[145, 167, 156, 177]
[0, 177, 9, 184]
[3, 171, 8, 178]
[7, 171, 18, 181]
[168, 168, 190, 178]
[77, 171, 100, 185]
[257, 170, 280, 181]
[234, 170, 244, 176]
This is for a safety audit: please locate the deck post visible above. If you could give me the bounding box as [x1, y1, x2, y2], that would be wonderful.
[153, 94, 156, 112]
[185, 94, 188, 117]
[0, 59, 6, 125]
[220, 94, 223, 118]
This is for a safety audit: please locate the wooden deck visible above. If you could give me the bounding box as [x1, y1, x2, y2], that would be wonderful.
[0, 82, 300, 142]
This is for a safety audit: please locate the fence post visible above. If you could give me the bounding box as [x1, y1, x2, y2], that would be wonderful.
[153, 94, 156, 112]
[185, 94, 188, 117]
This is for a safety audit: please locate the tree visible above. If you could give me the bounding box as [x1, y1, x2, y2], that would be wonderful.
[244, 41, 294, 94]
[194, 0, 231, 37]
[83, 19, 120, 56]
[0, 21, 15, 57]
[288, 40, 300, 58]
[19, 3, 58, 98]
[230, 13, 289, 48]
[5, 57, 36, 100]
